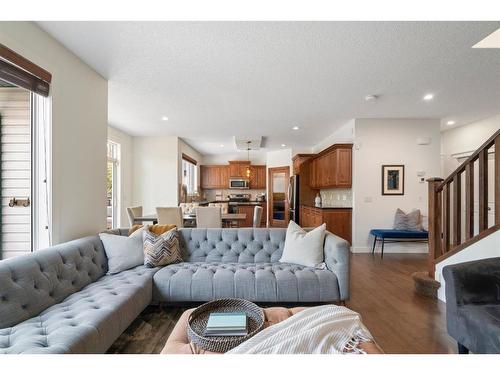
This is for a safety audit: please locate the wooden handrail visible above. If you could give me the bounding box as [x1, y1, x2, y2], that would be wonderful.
[427, 128, 500, 277]
[436, 128, 499, 190]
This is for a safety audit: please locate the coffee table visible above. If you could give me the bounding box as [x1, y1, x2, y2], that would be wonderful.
[161, 306, 383, 354]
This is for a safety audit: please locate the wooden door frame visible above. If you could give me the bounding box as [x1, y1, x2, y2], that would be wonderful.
[268, 166, 290, 227]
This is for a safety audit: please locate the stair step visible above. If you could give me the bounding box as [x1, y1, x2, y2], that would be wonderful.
[412, 271, 441, 299]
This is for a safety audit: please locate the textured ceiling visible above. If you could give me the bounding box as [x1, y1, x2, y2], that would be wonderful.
[37, 21, 500, 155]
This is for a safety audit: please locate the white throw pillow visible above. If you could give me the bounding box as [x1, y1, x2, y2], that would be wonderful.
[99, 227, 144, 274]
[279, 221, 326, 267]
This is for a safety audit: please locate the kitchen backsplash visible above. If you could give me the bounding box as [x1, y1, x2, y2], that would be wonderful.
[320, 188, 352, 207]
[203, 189, 266, 202]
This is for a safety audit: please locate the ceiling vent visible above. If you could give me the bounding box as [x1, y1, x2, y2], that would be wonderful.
[234, 137, 262, 150]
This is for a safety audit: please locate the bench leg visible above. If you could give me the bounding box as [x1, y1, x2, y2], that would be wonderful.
[381, 238, 385, 258]
[372, 236, 377, 254]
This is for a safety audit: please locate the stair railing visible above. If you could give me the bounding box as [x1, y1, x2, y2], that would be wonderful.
[427, 128, 500, 278]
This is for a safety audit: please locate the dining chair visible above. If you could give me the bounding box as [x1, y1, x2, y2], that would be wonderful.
[156, 207, 183, 228]
[179, 202, 199, 215]
[208, 202, 228, 214]
[196, 207, 222, 228]
[253, 206, 263, 228]
[127, 206, 143, 226]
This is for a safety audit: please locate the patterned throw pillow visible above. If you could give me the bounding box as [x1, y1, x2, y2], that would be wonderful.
[143, 228, 183, 268]
[393, 208, 422, 231]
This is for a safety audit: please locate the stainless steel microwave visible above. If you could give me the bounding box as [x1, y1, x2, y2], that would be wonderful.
[229, 178, 249, 189]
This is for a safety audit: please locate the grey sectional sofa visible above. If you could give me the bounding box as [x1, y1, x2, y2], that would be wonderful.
[0, 228, 349, 354]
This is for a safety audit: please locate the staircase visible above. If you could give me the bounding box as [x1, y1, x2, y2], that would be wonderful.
[414, 128, 500, 298]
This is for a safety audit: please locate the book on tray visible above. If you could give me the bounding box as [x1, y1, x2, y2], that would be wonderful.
[205, 312, 247, 336]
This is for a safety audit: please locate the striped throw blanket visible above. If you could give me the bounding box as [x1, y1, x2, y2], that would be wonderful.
[227, 305, 373, 354]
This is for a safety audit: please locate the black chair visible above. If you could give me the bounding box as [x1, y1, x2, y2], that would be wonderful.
[443, 257, 500, 354]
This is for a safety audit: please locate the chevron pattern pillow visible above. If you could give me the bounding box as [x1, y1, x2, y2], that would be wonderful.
[143, 227, 183, 268]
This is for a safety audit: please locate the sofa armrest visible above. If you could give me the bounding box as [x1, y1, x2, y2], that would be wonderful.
[323, 231, 350, 301]
[443, 257, 500, 307]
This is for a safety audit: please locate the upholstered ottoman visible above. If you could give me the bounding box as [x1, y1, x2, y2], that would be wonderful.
[161, 306, 383, 354]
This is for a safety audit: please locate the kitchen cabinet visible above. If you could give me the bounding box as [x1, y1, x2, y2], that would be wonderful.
[200, 165, 229, 189]
[201, 164, 267, 190]
[300, 205, 352, 244]
[237, 204, 267, 227]
[292, 154, 315, 175]
[249, 165, 266, 189]
[309, 144, 352, 189]
[228, 161, 251, 178]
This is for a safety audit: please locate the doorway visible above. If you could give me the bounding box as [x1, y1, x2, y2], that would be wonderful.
[107, 140, 120, 229]
[268, 166, 290, 227]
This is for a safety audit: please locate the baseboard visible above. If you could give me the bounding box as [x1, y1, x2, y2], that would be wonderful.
[351, 243, 429, 254]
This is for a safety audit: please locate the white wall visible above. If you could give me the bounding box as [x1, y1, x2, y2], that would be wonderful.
[352, 119, 441, 253]
[107, 126, 133, 227]
[441, 114, 500, 177]
[132, 136, 179, 214]
[0, 22, 108, 244]
[312, 119, 355, 153]
[435, 230, 500, 302]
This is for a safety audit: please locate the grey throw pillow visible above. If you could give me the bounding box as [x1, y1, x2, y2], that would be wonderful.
[99, 227, 144, 274]
[393, 209, 422, 231]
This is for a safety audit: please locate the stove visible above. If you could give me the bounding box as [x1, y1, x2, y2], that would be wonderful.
[228, 194, 251, 205]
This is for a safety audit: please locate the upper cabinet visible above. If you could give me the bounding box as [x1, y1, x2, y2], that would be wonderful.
[249, 165, 266, 189]
[309, 144, 352, 189]
[228, 161, 250, 178]
[200, 165, 229, 189]
[292, 154, 315, 175]
[200, 163, 266, 190]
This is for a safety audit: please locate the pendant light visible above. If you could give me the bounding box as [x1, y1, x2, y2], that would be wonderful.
[245, 141, 251, 178]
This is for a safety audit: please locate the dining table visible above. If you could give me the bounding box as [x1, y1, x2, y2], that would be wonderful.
[134, 213, 247, 226]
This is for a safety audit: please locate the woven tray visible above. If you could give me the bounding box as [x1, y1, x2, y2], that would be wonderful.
[187, 298, 265, 353]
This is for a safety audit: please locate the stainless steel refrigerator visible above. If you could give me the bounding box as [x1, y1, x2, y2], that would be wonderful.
[288, 175, 300, 223]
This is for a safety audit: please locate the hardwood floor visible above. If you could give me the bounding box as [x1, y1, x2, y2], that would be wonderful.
[107, 253, 456, 354]
[347, 253, 455, 354]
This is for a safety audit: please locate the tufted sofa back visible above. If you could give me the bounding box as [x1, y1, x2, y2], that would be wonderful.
[0, 235, 107, 329]
[178, 228, 287, 263]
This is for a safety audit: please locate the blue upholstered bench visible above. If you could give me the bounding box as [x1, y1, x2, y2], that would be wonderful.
[369, 229, 429, 257]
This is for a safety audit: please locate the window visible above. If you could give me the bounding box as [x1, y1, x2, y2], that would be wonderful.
[107, 140, 120, 229]
[182, 154, 197, 196]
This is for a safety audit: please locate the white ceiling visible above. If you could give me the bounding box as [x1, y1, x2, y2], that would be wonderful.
[37, 21, 500, 155]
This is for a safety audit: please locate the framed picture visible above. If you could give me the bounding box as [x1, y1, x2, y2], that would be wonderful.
[382, 165, 405, 195]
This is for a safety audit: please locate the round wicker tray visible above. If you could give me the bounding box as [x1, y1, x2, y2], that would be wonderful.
[187, 298, 265, 353]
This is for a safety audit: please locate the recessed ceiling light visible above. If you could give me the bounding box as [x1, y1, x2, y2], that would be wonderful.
[423, 93, 434, 101]
[365, 94, 378, 101]
[219, 144, 224, 147]
[292, 126, 299, 130]
[281, 144, 286, 147]
[447, 120, 455, 126]
[161, 116, 169, 121]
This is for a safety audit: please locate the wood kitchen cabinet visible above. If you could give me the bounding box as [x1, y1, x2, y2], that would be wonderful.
[300, 205, 352, 244]
[200, 165, 229, 189]
[201, 163, 267, 190]
[228, 161, 251, 178]
[292, 154, 315, 175]
[249, 165, 266, 189]
[309, 144, 352, 189]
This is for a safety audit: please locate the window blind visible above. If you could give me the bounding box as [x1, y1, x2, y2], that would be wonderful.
[0, 44, 51, 97]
